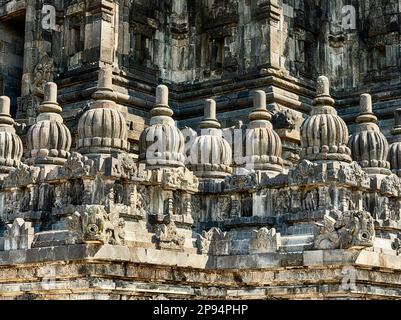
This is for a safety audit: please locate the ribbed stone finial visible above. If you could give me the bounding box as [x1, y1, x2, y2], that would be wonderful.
[240, 90, 283, 175]
[348, 93, 390, 175]
[139, 84, 185, 167]
[77, 67, 129, 156]
[200, 99, 221, 129]
[26, 82, 72, 165]
[188, 98, 232, 178]
[356, 93, 377, 124]
[0, 95, 23, 173]
[301, 75, 352, 163]
[249, 90, 271, 122]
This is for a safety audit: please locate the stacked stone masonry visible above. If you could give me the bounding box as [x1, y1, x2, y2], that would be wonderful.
[1, 0, 401, 300]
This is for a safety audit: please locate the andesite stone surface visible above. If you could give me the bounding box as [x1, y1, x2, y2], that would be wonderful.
[0, 0, 401, 300]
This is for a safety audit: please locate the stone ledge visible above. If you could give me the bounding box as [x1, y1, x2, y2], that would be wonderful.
[1, 263, 401, 299]
[2, 244, 401, 272]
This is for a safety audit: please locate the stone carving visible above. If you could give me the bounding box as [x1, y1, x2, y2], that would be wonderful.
[249, 228, 281, 254]
[58, 152, 94, 178]
[290, 160, 316, 183]
[116, 153, 138, 179]
[272, 108, 298, 130]
[162, 169, 183, 189]
[302, 189, 319, 211]
[4, 218, 35, 251]
[0, 96, 23, 174]
[301, 76, 352, 163]
[225, 173, 258, 192]
[69, 206, 126, 245]
[0, 0, 401, 299]
[154, 222, 185, 250]
[196, 229, 214, 254]
[339, 162, 370, 187]
[274, 190, 291, 214]
[196, 228, 232, 256]
[3, 163, 40, 188]
[217, 196, 232, 220]
[315, 211, 375, 250]
[381, 174, 401, 196]
[31, 56, 53, 95]
[136, 185, 150, 216]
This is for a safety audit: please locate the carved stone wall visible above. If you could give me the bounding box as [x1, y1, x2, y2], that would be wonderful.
[1, 0, 401, 300]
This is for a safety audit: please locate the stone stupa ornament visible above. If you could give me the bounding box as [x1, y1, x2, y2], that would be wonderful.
[348, 94, 391, 175]
[300, 76, 352, 163]
[0, 96, 23, 175]
[389, 108, 401, 176]
[77, 68, 129, 157]
[188, 99, 232, 178]
[139, 84, 186, 168]
[26, 82, 72, 166]
[242, 90, 284, 175]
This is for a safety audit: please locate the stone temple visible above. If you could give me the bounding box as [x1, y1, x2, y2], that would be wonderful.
[1, 0, 401, 300]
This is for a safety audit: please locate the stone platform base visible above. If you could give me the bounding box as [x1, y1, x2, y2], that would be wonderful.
[1, 245, 401, 300]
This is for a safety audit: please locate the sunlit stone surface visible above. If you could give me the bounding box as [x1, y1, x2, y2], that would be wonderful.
[1, 1, 401, 300]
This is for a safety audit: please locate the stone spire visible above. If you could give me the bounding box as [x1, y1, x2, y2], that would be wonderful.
[348, 94, 391, 175]
[139, 85, 185, 167]
[188, 99, 232, 178]
[240, 90, 283, 175]
[300, 76, 352, 163]
[26, 82, 71, 166]
[77, 68, 129, 156]
[389, 108, 401, 176]
[0, 96, 23, 174]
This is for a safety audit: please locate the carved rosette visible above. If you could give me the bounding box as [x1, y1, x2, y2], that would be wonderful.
[0, 96, 23, 174]
[348, 94, 391, 175]
[26, 83, 72, 165]
[300, 76, 352, 163]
